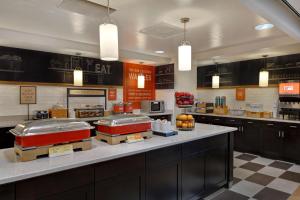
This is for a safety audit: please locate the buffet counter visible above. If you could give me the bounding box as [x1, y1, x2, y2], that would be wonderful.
[0, 123, 236, 185]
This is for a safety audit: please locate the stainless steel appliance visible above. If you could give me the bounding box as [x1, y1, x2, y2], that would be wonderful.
[34, 110, 49, 120]
[141, 100, 165, 113]
[278, 80, 300, 120]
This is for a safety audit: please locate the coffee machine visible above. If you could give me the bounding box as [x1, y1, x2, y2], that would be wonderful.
[278, 81, 300, 120]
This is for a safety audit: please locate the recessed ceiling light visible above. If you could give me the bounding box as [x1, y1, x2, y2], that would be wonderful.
[255, 23, 274, 31]
[155, 50, 164, 54]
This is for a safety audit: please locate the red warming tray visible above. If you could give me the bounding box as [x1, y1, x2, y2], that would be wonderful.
[94, 114, 151, 135]
[10, 119, 93, 148]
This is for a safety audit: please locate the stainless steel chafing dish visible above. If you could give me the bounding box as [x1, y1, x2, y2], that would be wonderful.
[10, 119, 94, 148]
[94, 114, 152, 135]
[10, 119, 93, 136]
[95, 114, 151, 126]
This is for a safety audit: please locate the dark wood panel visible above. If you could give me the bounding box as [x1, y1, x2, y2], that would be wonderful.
[0, 46, 123, 86]
[261, 122, 283, 159]
[0, 184, 15, 200]
[283, 124, 300, 163]
[40, 185, 93, 200]
[155, 64, 174, 89]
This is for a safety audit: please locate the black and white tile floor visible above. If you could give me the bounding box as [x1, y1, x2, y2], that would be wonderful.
[206, 152, 300, 200]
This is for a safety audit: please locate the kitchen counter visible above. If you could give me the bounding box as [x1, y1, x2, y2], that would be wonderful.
[188, 112, 300, 124]
[140, 110, 173, 116]
[0, 123, 236, 185]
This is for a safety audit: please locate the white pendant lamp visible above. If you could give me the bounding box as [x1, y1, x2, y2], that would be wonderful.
[212, 61, 220, 89]
[178, 18, 192, 71]
[137, 74, 145, 89]
[99, 0, 119, 61]
[74, 68, 83, 86]
[259, 55, 269, 87]
[212, 75, 220, 89]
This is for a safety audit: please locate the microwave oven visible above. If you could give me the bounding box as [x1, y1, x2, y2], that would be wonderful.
[141, 100, 165, 113]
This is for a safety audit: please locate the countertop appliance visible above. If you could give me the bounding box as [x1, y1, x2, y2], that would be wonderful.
[141, 100, 165, 113]
[278, 80, 300, 120]
[94, 114, 151, 135]
[10, 119, 93, 148]
[34, 110, 49, 120]
[74, 105, 104, 118]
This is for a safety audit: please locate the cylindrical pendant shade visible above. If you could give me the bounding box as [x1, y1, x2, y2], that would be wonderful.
[178, 44, 192, 71]
[74, 69, 83, 86]
[137, 74, 145, 89]
[212, 75, 220, 89]
[259, 70, 269, 87]
[99, 23, 119, 61]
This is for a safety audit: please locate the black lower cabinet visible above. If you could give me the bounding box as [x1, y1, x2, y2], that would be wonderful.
[146, 145, 181, 200]
[0, 184, 14, 200]
[15, 165, 94, 200]
[261, 122, 283, 159]
[283, 124, 300, 163]
[238, 120, 260, 154]
[205, 145, 227, 193]
[95, 154, 146, 200]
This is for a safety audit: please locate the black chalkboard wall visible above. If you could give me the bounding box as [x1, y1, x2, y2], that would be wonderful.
[197, 53, 300, 88]
[0, 46, 123, 86]
[155, 64, 174, 89]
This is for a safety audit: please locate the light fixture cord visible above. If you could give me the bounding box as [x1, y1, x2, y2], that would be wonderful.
[107, 0, 110, 17]
[184, 22, 186, 41]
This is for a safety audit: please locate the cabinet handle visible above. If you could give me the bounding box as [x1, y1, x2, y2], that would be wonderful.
[241, 126, 244, 132]
[230, 120, 235, 122]
[267, 123, 274, 126]
[290, 126, 297, 129]
[282, 131, 285, 138]
[278, 131, 281, 138]
[215, 119, 220, 121]
[247, 121, 253, 124]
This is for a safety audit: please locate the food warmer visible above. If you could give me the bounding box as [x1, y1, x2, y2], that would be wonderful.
[10, 119, 93, 148]
[94, 114, 151, 135]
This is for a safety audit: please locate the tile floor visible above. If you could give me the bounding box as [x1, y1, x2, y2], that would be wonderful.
[206, 152, 300, 200]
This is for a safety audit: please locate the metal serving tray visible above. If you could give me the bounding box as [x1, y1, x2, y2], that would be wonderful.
[10, 119, 93, 136]
[94, 114, 151, 127]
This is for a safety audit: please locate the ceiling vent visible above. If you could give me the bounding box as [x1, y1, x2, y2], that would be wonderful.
[140, 22, 183, 39]
[58, 0, 116, 18]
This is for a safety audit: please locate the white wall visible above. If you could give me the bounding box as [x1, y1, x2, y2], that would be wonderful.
[197, 87, 279, 112]
[0, 84, 123, 116]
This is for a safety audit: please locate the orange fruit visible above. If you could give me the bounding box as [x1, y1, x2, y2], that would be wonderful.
[182, 123, 188, 128]
[187, 115, 193, 120]
[176, 120, 182, 127]
[180, 115, 188, 121]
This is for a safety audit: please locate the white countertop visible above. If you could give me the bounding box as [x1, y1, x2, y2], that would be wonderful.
[188, 112, 300, 124]
[140, 110, 173, 116]
[0, 123, 236, 185]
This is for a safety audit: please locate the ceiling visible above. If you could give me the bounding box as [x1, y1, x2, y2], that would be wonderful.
[0, 0, 299, 65]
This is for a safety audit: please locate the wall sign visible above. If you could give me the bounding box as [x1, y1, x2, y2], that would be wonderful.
[20, 86, 37, 104]
[108, 88, 117, 101]
[0, 46, 123, 86]
[236, 88, 246, 101]
[123, 63, 155, 109]
[155, 64, 174, 89]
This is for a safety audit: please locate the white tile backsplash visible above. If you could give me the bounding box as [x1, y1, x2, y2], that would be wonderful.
[197, 87, 279, 112]
[0, 84, 123, 116]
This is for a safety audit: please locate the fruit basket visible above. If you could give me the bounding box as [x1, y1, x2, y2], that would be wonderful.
[176, 114, 195, 131]
[175, 92, 194, 108]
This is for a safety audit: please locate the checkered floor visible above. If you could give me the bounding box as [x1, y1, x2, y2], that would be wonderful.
[206, 152, 300, 200]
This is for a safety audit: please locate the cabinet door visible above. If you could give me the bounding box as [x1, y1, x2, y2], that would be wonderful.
[225, 118, 243, 152]
[283, 124, 300, 164]
[241, 120, 261, 154]
[0, 127, 15, 149]
[211, 117, 226, 126]
[261, 122, 283, 159]
[194, 115, 211, 124]
[0, 184, 15, 200]
[95, 154, 145, 200]
[205, 145, 227, 193]
[182, 152, 205, 200]
[40, 185, 93, 200]
[146, 145, 181, 200]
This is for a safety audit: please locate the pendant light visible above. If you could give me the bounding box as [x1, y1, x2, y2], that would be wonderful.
[73, 53, 83, 86]
[259, 55, 269, 87]
[99, 0, 119, 61]
[178, 17, 192, 71]
[137, 74, 145, 89]
[212, 61, 220, 89]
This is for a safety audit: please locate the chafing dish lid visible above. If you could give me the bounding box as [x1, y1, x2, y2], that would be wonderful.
[10, 119, 93, 136]
[94, 114, 151, 126]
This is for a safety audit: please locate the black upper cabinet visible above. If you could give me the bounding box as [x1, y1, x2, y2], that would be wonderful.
[197, 53, 300, 88]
